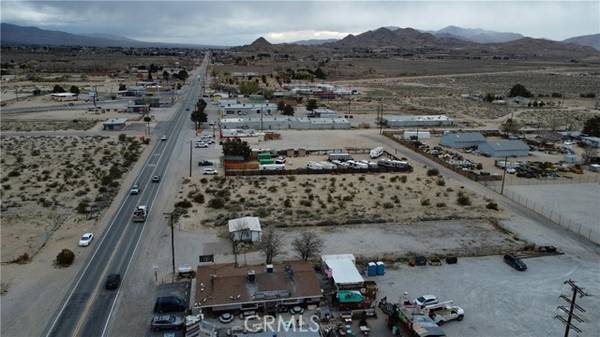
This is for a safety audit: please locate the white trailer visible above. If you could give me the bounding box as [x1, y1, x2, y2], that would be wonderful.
[260, 164, 285, 171]
[319, 161, 337, 170]
[348, 160, 369, 169]
[370, 147, 384, 159]
[306, 161, 325, 170]
[328, 152, 352, 161]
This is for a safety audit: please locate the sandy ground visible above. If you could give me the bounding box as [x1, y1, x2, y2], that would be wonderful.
[0, 135, 145, 262]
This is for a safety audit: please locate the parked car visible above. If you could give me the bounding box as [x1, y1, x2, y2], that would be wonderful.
[195, 142, 208, 148]
[78, 233, 94, 247]
[203, 168, 217, 175]
[275, 156, 286, 164]
[151, 175, 161, 182]
[430, 305, 465, 324]
[105, 274, 121, 290]
[151, 314, 184, 331]
[198, 160, 213, 167]
[415, 295, 438, 307]
[154, 296, 187, 313]
[503, 254, 527, 271]
[130, 184, 140, 195]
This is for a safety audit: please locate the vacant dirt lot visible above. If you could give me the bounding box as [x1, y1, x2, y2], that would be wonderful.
[177, 165, 506, 234]
[0, 135, 144, 262]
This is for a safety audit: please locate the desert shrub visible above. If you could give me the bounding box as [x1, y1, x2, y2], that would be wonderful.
[267, 185, 278, 193]
[426, 168, 439, 176]
[457, 195, 471, 206]
[400, 176, 407, 183]
[2, 184, 11, 190]
[436, 202, 446, 208]
[358, 176, 365, 181]
[7, 170, 20, 177]
[75, 200, 89, 213]
[192, 193, 205, 204]
[175, 199, 193, 208]
[56, 249, 75, 267]
[284, 199, 292, 207]
[299, 200, 312, 207]
[11, 253, 31, 264]
[420, 199, 431, 206]
[383, 202, 394, 209]
[436, 179, 446, 186]
[208, 198, 225, 209]
[200, 178, 208, 184]
[118, 134, 127, 142]
[486, 202, 499, 210]
[287, 176, 296, 182]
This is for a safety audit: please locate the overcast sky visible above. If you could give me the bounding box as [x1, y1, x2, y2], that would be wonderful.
[1, 1, 598, 45]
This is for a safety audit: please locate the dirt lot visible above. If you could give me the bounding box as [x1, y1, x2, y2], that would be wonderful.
[177, 165, 505, 231]
[0, 135, 145, 263]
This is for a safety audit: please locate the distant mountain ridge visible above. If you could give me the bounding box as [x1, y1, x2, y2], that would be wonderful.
[432, 25, 524, 43]
[0, 23, 223, 48]
[292, 38, 338, 45]
[563, 33, 600, 51]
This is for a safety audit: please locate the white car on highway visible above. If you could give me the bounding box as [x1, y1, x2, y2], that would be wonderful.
[79, 233, 94, 247]
[203, 168, 217, 175]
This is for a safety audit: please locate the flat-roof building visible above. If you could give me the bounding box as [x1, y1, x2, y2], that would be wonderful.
[478, 139, 530, 157]
[223, 103, 277, 115]
[195, 261, 322, 313]
[219, 117, 350, 130]
[102, 118, 127, 131]
[321, 254, 364, 290]
[306, 108, 337, 119]
[382, 115, 453, 128]
[440, 132, 486, 148]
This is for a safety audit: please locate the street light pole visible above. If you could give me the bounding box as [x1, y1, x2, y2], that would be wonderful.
[189, 140, 193, 177]
[500, 155, 508, 195]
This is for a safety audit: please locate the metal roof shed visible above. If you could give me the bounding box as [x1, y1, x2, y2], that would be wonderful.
[228, 216, 262, 242]
[478, 139, 529, 157]
[322, 254, 364, 288]
[440, 132, 486, 148]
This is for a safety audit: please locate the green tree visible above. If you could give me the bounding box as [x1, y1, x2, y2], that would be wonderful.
[177, 69, 189, 81]
[501, 118, 522, 135]
[306, 99, 318, 111]
[282, 104, 294, 116]
[52, 84, 65, 93]
[222, 138, 251, 159]
[583, 116, 600, 137]
[314, 67, 327, 79]
[118, 83, 127, 91]
[263, 88, 274, 100]
[162, 70, 170, 81]
[277, 100, 286, 111]
[191, 99, 208, 130]
[239, 81, 259, 95]
[69, 85, 80, 95]
[508, 84, 532, 98]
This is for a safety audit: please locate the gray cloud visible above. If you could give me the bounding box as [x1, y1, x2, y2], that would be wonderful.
[1, 1, 598, 45]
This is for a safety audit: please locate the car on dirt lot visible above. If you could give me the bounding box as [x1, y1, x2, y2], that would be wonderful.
[203, 168, 217, 175]
[195, 142, 208, 148]
[504, 254, 527, 271]
[415, 295, 438, 307]
[79, 233, 94, 247]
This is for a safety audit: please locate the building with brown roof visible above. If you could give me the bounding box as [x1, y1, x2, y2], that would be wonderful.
[194, 261, 322, 313]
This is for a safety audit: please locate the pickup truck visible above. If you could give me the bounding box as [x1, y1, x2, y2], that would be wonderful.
[132, 205, 148, 222]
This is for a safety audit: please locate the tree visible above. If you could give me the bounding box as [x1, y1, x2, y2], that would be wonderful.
[277, 100, 286, 111]
[263, 88, 274, 100]
[582, 116, 600, 137]
[222, 138, 251, 159]
[177, 69, 189, 81]
[292, 232, 323, 261]
[239, 81, 259, 95]
[52, 84, 65, 93]
[508, 84, 532, 98]
[191, 109, 207, 129]
[118, 83, 127, 91]
[583, 146, 598, 164]
[306, 99, 318, 111]
[282, 104, 294, 116]
[258, 227, 283, 264]
[314, 67, 327, 79]
[501, 118, 521, 135]
[147, 71, 153, 81]
[56, 249, 75, 266]
[162, 70, 170, 81]
[69, 85, 80, 95]
[483, 93, 494, 102]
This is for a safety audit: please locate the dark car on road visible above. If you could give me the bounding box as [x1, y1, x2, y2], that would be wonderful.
[198, 160, 213, 167]
[151, 175, 161, 183]
[503, 254, 527, 271]
[151, 314, 184, 331]
[105, 274, 121, 290]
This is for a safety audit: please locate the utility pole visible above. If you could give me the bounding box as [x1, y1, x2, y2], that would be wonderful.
[378, 101, 384, 135]
[500, 155, 508, 195]
[93, 86, 97, 107]
[189, 140, 193, 177]
[163, 212, 176, 278]
[555, 279, 589, 337]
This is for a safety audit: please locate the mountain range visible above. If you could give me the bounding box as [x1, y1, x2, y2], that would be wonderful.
[0, 23, 222, 48]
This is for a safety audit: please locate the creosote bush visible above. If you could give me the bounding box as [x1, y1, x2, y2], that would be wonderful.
[56, 249, 75, 267]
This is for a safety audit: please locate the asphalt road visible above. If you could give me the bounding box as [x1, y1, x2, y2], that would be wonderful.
[42, 55, 209, 337]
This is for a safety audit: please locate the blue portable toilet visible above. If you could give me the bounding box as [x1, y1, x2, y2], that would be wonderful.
[376, 261, 385, 275]
[367, 262, 377, 276]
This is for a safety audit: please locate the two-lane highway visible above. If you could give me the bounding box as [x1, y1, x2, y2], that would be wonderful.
[43, 54, 209, 337]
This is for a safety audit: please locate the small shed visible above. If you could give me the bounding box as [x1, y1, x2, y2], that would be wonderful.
[321, 254, 364, 289]
[478, 139, 530, 157]
[102, 118, 127, 131]
[440, 132, 486, 148]
[228, 216, 262, 242]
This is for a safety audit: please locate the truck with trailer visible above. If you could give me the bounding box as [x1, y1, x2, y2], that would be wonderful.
[132, 205, 148, 222]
